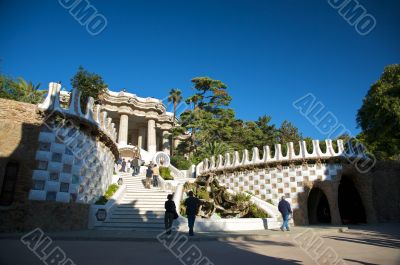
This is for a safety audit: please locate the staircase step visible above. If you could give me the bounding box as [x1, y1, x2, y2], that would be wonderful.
[110, 212, 164, 220]
[98, 222, 165, 228]
[106, 218, 164, 223]
[112, 209, 165, 214]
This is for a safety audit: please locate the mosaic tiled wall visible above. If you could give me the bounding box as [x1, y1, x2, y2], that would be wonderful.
[28, 122, 115, 204]
[217, 163, 342, 208]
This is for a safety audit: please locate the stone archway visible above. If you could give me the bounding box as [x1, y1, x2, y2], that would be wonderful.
[338, 175, 366, 224]
[308, 188, 332, 224]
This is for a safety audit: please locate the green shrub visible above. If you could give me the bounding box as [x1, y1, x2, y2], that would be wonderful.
[266, 199, 274, 205]
[95, 184, 119, 205]
[159, 166, 174, 180]
[233, 192, 251, 203]
[248, 204, 269, 218]
[197, 188, 210, 200]
[180, 200, 187, 217]
[171, 155, 192, 170]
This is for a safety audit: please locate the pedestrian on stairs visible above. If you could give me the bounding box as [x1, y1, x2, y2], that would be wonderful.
[131, 158, 139, 175]
[152, 164, 159, 188]
[164, 194, 176, 234]
[126, 160, 131, 173]
[145, 164, 153, 189]
[120, 158, 126, 172]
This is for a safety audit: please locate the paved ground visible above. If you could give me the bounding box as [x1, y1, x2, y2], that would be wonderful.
[0, 224, 399, 265]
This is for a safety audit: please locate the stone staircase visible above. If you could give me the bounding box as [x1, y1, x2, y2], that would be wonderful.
[95, 172, 169, 231]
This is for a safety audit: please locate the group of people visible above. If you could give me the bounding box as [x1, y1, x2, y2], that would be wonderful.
[118, 158, 292, 235]
[163, 191, 200, 236]
[116, 157, 143, 175]
[145, 162, 160, 189]
[163, 193, 292, 235]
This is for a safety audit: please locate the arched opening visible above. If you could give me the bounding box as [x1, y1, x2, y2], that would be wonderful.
[0, 161, 19, 206]
[308, 188, 331, 224]
[338, 175, 366, 224]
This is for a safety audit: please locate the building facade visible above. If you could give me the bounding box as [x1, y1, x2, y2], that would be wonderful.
[60, 88, 177, 161]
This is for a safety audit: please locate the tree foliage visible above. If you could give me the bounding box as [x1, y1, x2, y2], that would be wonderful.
[357, 64, 400, 160]
[70, 66, 107, 109]
[168, 88, 182, 156]
[175, 77, 303, 164]
[0, 75, 45, 104]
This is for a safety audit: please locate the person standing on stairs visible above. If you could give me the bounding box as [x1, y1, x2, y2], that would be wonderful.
[145, 164, 153, 189]
[120, 158, 126, 172]
[152, 164, 159, 188]
[164, 194, 176, 234]
[131, 158, 139, 175]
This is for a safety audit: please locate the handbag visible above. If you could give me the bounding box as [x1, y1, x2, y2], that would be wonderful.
[173, 211, 179, 220]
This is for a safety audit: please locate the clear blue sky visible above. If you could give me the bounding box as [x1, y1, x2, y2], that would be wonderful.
[1, 0, 399, 139]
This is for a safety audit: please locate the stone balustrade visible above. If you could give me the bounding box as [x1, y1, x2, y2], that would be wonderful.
[38, 82, 118, 142]
[197, 139, 367, 175]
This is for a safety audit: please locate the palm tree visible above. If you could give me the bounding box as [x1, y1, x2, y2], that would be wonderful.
[0, 76, 45, 104]
[168, 88, 182, 156]
[15, 77, 45, 104]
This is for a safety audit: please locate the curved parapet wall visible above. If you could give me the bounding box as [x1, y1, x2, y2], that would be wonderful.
[197, 139, 368, 175]
[29, 82, 119, 204]
[195, 140, 370, 210]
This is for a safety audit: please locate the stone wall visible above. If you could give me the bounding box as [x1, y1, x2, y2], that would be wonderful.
[216, 163, 342, 210]
[28, 82, 119, 204]
[0, 98, 42, 207]
[371, 161, 400, 222]
[0, 82, 120, 231]
[0, 201, 89, 232]
[0, 99, 88, 231]
[28, 120, 116, 203]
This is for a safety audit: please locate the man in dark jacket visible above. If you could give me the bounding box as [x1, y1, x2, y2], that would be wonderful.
[164, 194, 176, 234]
[184, 191, 200, 236]
[278, 196, 292, 231]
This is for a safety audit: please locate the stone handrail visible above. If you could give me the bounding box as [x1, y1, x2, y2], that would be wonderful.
[38, 82, 118, 143]
[197, 139, 368, 175]
[169, 164, 185, 179]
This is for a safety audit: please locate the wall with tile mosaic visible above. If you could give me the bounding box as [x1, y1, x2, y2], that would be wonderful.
[28, 82, 118, 204]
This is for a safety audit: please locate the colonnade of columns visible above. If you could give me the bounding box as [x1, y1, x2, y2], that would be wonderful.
[116, 113, 171, 155]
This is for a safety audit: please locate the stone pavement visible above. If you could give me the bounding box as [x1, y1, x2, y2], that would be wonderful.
[0, 225, 347, 242]
[0, 224, 399, 265]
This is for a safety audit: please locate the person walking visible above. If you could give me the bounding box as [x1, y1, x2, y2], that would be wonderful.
[126, 160, 131, 173]
[164, 194, 176, 234]
[278, 196, 292, 232]
[152, 164, 159, 188]
[145, 164, 153, 189]
[120, 158, 126, 172]
[131, 158, 139, 175]
[184, 191, 200, 236]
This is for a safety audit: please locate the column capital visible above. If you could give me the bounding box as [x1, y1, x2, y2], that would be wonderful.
[118, 106, 131, 115]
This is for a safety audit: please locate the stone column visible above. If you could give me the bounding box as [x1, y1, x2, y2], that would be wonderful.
[118, 114, 129, 146]
[162, 130, 170, 155]
[138, 127, 146, 149]
[147, 119, 157, 154]
[100, 111, 108, 127]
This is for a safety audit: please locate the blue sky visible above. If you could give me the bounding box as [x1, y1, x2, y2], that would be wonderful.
[1, 0, 399, 139]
